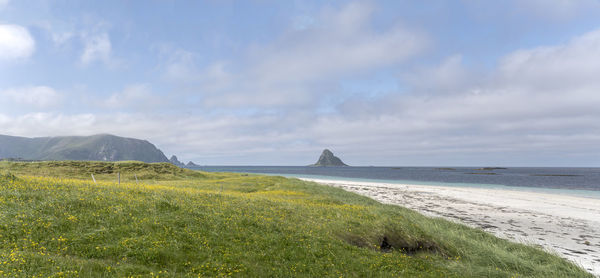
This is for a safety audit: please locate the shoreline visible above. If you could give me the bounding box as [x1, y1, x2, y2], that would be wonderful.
[300, 178, 600, 276]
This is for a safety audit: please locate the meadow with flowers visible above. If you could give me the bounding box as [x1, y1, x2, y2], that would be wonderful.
[0, 161, 592, 277]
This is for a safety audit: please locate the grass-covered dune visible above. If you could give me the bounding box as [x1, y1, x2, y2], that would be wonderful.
[0, 160, 206, 181]
[0, 161, 592, 277]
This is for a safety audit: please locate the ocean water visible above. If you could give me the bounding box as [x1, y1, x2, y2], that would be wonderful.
[188, 166, 600, 199]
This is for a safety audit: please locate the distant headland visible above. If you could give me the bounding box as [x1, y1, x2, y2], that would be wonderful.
[0, 134, 197, 166]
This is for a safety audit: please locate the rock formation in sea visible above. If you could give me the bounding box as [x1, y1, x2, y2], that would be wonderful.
[311, 149, 348, 166]
[169, 155, 185, 167]
[186, 161, 199, 167]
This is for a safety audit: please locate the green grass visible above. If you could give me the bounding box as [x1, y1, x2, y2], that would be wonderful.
[0, 161, 206, 181]
[0, 161, 592, 277]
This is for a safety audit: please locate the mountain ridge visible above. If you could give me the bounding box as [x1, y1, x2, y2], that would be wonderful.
[0, 134, 170, 163]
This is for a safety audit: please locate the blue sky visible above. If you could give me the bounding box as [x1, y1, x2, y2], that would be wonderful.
[1, 0, 600, 166]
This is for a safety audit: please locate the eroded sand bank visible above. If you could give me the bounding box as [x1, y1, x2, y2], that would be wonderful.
[301, 178, 600, 276]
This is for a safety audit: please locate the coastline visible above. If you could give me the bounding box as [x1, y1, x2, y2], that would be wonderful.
[300, 178, 600, 276]
[193, 166, 600, 200]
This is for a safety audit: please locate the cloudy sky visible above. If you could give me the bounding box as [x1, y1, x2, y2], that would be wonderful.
[1, 0, 600, 166]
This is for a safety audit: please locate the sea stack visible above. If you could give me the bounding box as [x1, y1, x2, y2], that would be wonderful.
[311, 149, 348, 166]
[169, 155, 185, 167]
[186, 161, 199, 167]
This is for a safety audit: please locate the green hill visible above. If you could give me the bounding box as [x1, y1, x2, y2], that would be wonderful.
[0, 160, 205, 181]
[0, 161, 591, 277]
[0, 134, 169, 163]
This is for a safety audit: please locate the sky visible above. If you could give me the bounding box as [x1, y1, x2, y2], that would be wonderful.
[1, 0, 600, 166]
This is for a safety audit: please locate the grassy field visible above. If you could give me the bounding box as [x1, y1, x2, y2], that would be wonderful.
[0, 161, 592, 277]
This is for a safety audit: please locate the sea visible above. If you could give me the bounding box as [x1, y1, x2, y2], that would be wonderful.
[187, 166, 600, 199]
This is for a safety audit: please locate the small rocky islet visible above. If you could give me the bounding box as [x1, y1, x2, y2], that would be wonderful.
[310, 149, 348, 167]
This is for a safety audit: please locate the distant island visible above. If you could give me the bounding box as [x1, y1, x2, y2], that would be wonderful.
[475, 167, 508, 170]
[0, 134, 171, 163]
[311, 149, 348, 166]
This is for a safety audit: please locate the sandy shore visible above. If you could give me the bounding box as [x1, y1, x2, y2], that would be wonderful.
[301, 178, 600, 276]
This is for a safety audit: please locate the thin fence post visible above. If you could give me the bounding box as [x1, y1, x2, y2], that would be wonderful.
[91, 174, 96, 184]
[135, 174, 138, 184]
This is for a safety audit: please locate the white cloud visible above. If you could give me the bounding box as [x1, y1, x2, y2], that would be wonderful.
[515, 0, 600, 20]
[162, 48, 197, 81]
[0, 86, 62, 108]
[104, 84, 163, 110]
[2, 3, 599, 166]
[2, 89, 597, 165]
[52, 31, 74, 46]
[292, 15, 316, 30]
[0, 111, 313, 163]
[42, 7, 587, 165]
[165, 2, 428, 108]
[0, 113, 96, 137]
[202, 26, 600, 165]
[0, 24, 35, 61]
[462, 0, 600, 21]
[402, 54, 471, 94]
[80, 32, 112, 66]
[322, 27, 600, 164]
[246, 2, 426, 92]
[498, 28, 600, 90]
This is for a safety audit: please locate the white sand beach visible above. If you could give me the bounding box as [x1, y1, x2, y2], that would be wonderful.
[301, 178, 600, 276]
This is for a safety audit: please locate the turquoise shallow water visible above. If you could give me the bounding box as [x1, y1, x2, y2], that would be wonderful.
[268, 172, 600, 200]
[191, 166, 600, 200]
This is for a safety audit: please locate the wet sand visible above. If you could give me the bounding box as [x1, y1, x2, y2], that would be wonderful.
[301, 178, 600, 276]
